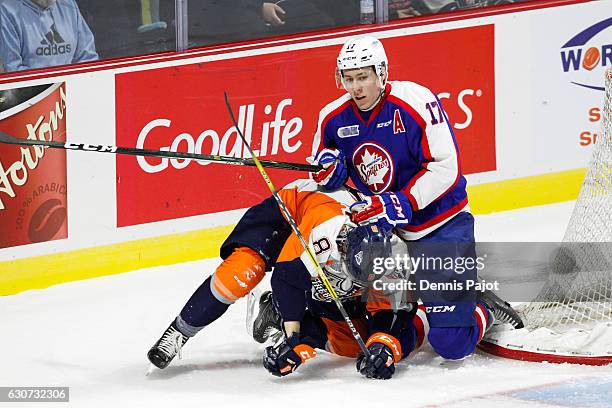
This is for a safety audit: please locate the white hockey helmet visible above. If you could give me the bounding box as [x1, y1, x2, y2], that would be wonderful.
[337, 36, 388, 80]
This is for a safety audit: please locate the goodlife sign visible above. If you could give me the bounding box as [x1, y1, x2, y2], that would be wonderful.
[134, 100, 303, 174]
[115, 25, 495, 227]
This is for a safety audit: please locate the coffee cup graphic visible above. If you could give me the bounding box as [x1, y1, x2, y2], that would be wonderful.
[0, 83, 68, 249]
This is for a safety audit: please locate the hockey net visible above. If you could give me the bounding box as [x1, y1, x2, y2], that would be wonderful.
[480, 68, 612, 365]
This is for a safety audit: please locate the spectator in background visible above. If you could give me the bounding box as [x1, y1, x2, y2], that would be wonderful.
[137, 0, 167, 33]
[389, 0, 515, 18]
[78, 0, 351, 59]
[189, 0, 336, 46]
[188, 1, 262, 44]
[307, 0, 359, 26]
[260, 0, 335, 33]
[78, 0, 171, 60]
[0, 0, 98, 72]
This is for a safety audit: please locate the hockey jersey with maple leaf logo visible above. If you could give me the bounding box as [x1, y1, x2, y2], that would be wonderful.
[312, 81, 469, 240]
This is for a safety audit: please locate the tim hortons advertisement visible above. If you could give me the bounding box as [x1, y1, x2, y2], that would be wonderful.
[115, 25, 495, 226]
[0, 83, 68, 249]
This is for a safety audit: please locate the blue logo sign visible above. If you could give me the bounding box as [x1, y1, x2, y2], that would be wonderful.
[560, 17, 612, 91]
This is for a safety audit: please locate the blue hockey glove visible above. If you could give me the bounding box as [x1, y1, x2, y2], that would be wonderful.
[356, 333, 402, 380]
[311, 148, 348, 191]
[350, 192, 412, 231]
[263, 333, 317, 377]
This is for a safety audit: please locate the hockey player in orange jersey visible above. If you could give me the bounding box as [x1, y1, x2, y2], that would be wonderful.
[260, 209, 429, 379]
[147, 178, 426, 370]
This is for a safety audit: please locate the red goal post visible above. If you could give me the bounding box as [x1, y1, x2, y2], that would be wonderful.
[479, 68, 612, 366]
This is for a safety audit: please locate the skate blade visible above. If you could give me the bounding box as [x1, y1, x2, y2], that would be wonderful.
[145, 364, 156, 376]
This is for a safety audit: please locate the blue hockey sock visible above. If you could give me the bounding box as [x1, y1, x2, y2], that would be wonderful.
[178, 276, 230, 334]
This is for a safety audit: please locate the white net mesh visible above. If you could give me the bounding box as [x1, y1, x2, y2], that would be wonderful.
[518, 69, 612, 333]
[482, 70, 612, 363]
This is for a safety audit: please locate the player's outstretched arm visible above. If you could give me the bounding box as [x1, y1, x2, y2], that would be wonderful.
[262, 259, 318, 377]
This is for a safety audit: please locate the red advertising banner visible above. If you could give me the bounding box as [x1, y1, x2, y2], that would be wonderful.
[116, 25, 495, 227]
[0, 84, 68, 248]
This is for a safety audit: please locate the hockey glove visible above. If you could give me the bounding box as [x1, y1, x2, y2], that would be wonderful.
[263, 333, 317, 377]
[350, 192, 412, 231]
[356, 333, 403, 380]
[310, 148, 348, 191]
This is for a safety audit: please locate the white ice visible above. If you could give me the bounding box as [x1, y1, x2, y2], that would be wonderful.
[1, 201, 611, 408]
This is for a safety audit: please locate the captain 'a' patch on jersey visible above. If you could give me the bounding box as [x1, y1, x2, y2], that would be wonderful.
[393, 109, 406, 134]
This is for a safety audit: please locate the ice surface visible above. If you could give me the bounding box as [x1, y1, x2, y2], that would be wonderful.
[1, 201, 611, 408]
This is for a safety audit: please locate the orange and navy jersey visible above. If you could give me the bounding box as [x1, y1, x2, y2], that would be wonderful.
[276, 179, 358, 269]
[275, 179, 368, 301]
[275, 179, 357, 256]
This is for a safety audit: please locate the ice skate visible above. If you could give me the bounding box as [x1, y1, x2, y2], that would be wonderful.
[252, 291, 282, 344]
[147, 320, 189, 369]
[478, 289, 524, 329]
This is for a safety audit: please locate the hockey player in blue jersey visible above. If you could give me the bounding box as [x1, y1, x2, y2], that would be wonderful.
[310, 36, 522, 379]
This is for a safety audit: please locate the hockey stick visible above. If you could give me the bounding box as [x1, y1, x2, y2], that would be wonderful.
[0, 130, 320, 172]
[224, 92, 370, 357]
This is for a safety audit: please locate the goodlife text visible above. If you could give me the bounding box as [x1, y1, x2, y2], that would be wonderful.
[136, 99, 303, 173]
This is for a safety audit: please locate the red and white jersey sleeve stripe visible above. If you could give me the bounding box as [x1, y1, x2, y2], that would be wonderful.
[391, 82, 460, 211]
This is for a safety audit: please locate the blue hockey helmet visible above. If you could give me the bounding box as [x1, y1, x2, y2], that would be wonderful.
[339, 223, 394, 285]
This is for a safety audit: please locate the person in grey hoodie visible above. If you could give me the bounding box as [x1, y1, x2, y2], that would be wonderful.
[0, 0, 98, 72]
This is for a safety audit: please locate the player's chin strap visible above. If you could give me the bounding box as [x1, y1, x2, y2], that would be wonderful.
[224, 92, 370, 359]
[359, 74, 387, 112]
[360, 87, 386, 112]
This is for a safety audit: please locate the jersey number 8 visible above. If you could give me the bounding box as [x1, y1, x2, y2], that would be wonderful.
[312, 238, 331, 255]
